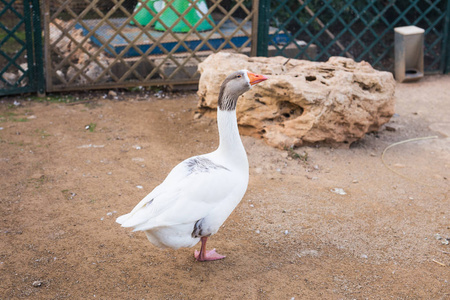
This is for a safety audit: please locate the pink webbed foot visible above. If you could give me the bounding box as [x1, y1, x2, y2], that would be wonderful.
[194, 248, 226, 261]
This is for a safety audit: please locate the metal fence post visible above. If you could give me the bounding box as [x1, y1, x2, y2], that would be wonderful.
[32, 0, 45, 95]
[443, 0, 450, 73]
[256, 0, 270, 57]
[22, 0, 36, 91]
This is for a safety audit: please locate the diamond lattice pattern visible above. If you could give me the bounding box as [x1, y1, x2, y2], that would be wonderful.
[45, 0, 257, 91]
[268, 0, 447, 72]
[0, 0, 29, 88]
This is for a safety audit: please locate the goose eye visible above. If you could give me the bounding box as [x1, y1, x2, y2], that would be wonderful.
[236, 75, 242, 78]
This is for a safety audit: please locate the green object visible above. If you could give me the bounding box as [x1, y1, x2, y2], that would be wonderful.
[153, 0, 213, 32]
[130, 0, 156, 26]
[256, 0, 270, 57]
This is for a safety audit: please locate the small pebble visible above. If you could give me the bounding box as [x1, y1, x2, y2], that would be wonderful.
[330, 188, 347, 195]
[108, 90, 117, 99]
[284, 230, 289, 235]
[361, 254, 368, 259]
[385, 125, 396, 132]
[32, 281, 42, 287]
[352, 180, 359, 183]
[255, 230, 260, 234]
[136, 185, 143, 189]
[107, 172, 112, 175]
[299, 249, 319, 257]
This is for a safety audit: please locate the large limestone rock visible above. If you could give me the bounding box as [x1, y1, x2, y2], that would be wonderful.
[197, 53, 395, 148]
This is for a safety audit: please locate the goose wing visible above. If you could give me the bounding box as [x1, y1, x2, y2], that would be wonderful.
[117, 156, 244, 231]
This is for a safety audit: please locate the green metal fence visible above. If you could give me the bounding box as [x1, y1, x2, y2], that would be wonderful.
[258, 0, 450, 73]
[0, 0, 44, 96]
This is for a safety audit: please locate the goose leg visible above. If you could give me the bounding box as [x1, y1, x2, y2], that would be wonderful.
[194, 237, 226, 261]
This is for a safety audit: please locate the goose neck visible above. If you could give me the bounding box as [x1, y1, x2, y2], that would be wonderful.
[216, 108, 246, 160]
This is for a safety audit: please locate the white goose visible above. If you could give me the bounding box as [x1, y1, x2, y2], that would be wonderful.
[117, 70, 268, 261]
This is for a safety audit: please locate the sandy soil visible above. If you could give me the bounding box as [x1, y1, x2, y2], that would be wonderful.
[1, 75, 449, 299]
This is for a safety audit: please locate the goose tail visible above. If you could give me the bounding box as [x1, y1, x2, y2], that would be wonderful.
[116, 213, 131, 225]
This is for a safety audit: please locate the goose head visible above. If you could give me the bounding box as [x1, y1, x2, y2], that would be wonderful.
[218, 70, 268, 111]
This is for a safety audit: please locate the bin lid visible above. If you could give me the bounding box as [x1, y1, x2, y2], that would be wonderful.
[394, 26, 424, 35]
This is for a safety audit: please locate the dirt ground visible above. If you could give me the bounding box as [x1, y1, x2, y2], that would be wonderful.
[1, 75, 449, 299]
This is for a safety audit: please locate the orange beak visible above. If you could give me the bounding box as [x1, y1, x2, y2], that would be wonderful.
[247, 71, 268, 86]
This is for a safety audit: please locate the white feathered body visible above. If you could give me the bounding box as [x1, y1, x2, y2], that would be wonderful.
[116, 109, 249, 249]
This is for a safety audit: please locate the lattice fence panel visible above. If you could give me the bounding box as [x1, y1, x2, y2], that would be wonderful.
[259, 0, 448, 73]
[44, 0, 258, 92]
[0, 0, 43, 96]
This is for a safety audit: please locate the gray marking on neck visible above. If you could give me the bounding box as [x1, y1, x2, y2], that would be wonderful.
[218, 86, 240, 111]
[185, 157, 230, 174]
